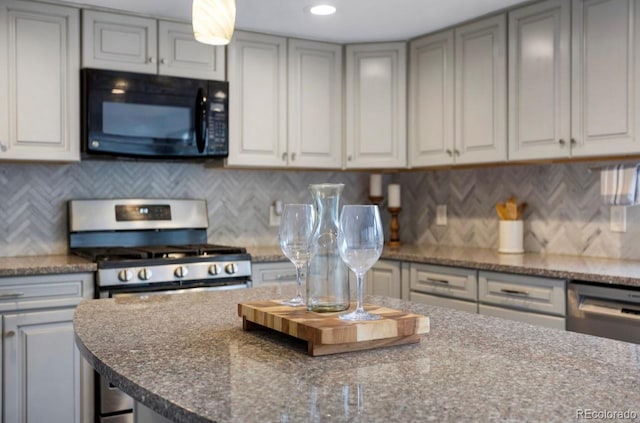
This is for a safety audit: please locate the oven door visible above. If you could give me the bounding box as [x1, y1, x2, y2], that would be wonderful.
[82, 68, 228, 159]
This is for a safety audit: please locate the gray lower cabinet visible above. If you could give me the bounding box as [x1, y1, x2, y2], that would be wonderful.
[478, 270, 566, 330]
[0, 273, 94, 423]
[365, 260, 405, 299]
[409, 263, 478, 313]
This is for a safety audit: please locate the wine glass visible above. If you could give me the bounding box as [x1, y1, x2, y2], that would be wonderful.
[337, 205, 384, 321]
[279, 204, 315, 306]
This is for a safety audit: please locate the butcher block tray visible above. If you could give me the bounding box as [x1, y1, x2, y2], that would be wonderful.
[238, 300, 430, 356]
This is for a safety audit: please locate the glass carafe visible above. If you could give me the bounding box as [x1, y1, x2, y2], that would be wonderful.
[307, 183, 350, 312]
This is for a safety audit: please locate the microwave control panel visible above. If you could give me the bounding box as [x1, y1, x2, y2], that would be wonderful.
[208, 101, 228, 155]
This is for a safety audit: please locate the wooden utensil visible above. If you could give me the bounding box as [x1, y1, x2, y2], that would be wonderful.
[495, 203, 508, 220]
[506, 197, 518, 220]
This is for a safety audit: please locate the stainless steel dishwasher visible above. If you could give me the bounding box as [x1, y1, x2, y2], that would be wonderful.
[567, 282, 640, 344]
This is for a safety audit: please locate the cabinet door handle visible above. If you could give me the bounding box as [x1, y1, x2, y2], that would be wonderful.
[291, 152, 296, 161]
[500, 288, 529, 296]
[148, 56, 156, 64]
[282, 152, 287, 161]
[0, 292, 24, 298]
[275, 274, 297, 280]
[5, 330, 15, 337]
[446, 149, 453, 157]
[347, 155, 352, 162]
[570, 138, 577, 146]
[454, 149, 460, 157]
[0, 141, 6, 152]
[427, 278, 449, 285]
[160, 58, 166, 65]
[558, 139, 566, 146]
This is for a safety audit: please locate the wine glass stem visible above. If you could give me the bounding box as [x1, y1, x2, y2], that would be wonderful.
[295, 263, 305, 300]
[355, 272, 366, 314]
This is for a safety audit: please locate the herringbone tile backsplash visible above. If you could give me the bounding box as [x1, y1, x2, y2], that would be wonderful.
[0, 159, 638, 260]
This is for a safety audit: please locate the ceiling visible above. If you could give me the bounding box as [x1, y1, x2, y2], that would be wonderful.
[64, 0, 530, 43]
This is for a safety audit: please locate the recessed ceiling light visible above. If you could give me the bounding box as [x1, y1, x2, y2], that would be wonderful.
[309, 5, 336, 16]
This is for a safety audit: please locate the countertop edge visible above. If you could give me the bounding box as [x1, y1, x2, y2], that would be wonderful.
[248, 245, 640, 288]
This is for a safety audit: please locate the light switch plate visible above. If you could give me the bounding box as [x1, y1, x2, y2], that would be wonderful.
[269, 205, 281, 227]
[610, 205, 627, 233]
[436, 205, 447, 226]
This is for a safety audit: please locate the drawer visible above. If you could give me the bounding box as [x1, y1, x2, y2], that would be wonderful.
[251, 262, 297, 287]
[478, 271, 566, 316]
[410, 264, 477, 301]
[410, 291, 478, 314]
[479, 304, 566, 330]
[0, 273, 94, 312]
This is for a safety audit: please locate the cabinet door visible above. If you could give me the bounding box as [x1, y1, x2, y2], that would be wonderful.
[365, 260, 401, 299]
[158, 20, 225, 80]
[345, 42, 407, 169]
[571, 0, 640, 157]
[288, 39, 342, 168]
[455, 14, 507, 165]
[508, 0, 571, 160]
[408, 30, 455, 167]
[227, 31, 288, 167]
[4, 309, 82, 423]
[0, 0, 79, 162]
[82, 10, 157, 74]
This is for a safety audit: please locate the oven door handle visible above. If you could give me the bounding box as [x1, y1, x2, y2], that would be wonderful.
[579, 297, 640, 321]
[195, 88, 207, 154]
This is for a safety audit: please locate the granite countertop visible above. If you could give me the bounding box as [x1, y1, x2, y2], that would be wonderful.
[74, 286, 640, 423]
[249, 244, 640, 288]
[0, 254, 96, 277]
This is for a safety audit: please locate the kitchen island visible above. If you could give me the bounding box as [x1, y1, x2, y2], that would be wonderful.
[73, 286, 640, 423]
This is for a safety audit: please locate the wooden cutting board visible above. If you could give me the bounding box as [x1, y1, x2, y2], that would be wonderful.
[238, 300, 430, 356]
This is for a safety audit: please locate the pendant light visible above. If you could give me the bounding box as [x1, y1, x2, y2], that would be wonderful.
[192, 0, 236, 46]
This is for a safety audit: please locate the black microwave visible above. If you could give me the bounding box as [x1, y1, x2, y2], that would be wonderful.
[81, 68, 228, 159]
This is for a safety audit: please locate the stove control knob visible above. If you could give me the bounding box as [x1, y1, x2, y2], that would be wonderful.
[174, 266, 189, 279]
[118, 269, 133, 282]
[138, 268, 152, 281]
[208, 264, 220, 275]
[225, 263, 238, 275]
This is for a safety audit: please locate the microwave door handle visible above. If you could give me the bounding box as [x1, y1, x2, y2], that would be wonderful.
[195, 88, 207, 154]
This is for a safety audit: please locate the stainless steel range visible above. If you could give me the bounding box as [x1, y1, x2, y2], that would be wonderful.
[68, 198, 252, 423]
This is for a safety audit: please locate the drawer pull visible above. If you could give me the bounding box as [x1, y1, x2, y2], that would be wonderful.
[427, 278, 449, 285]
[500, 288, 529, 296]
[275, 274, 297, 280]
[0, 292, 24, 299]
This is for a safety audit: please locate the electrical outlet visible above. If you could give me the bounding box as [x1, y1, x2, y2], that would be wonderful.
[436, 205, 447, 226]
[610, 206, 627, 233]
[269, 205, 281, 227]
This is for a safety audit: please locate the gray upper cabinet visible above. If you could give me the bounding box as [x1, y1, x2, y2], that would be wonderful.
[508, 0, 571, 161]
[226, 31, 288, 167]
[0, 0, 80, 162]
[82, 10, 225, 80]
[345, 42, 407, 169]
[571, 0, 640, 157]
[509, 0, 640, 161]
[287, 38, 343, 168]
[82, 10, 158, 74]
[409, 14, 506, 168]
[454, 14, 507, 165]
[409, 30, 455, 167]
[157, 20, 225, 80]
